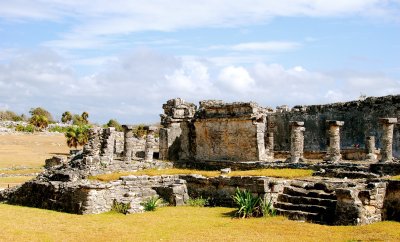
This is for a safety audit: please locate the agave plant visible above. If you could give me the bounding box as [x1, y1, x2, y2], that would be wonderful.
[141, 196, 161, 211]
[232, 188, 261, 218]
[260, 197, 277, 217]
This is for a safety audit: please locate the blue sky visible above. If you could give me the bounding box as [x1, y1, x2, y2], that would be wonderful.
[0, 0, 399, 124]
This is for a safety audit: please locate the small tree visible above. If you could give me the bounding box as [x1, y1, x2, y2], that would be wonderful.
[29, 115, 49, 131]
[61, 111, 72, 124]
[81, 112, 89, 124]
[105, 119, 123, 132]
[65, 125, 90, 149]
[29, 107, 54, 123]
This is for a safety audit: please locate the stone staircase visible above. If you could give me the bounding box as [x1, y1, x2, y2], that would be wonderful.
[313, 162, 379, 179]
[275, 180, 338, 224]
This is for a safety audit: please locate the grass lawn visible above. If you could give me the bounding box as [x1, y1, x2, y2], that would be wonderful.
[0, 133, 70, 168]
[0, 204, 399, 242]
[0, 176, 35, 188]
[91, 168, 314, 182]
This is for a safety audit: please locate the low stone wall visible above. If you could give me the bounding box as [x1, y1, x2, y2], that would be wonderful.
[3, 174, 184, 214]
[383, 180, 400, 221]
[181, 175, 287, 207]
[334, 181, 387, 225]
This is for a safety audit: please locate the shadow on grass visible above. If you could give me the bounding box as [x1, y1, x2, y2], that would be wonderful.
[50, 152, 69, 156]
[221, 209, 237, 218]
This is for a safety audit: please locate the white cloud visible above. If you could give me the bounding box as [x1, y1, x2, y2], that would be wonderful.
[218, 66, 255, 92]
[210, 41, 301, 52]
[1, 1, 398, 50]
[0, 47, 399, 123]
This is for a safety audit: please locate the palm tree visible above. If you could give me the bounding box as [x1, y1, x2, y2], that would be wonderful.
[81, 112, 89, 124]
[65, 125, 90, 148]
[29, 115, 49, 131]
[61, 111, 72, 124]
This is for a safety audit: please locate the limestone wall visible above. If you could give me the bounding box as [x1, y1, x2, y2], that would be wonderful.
[269, 95, 400, 156]
[194, 119, 260, 161]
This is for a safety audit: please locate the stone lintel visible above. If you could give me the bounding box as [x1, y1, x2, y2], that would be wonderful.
[326, 120, 344, 126]
[379, 118, 398, 124]
[122, 124, 134, 130]
[290, 121, 304, 127]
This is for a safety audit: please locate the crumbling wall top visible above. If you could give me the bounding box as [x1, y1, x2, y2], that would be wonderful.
[196, 100, 267, 119]
[160, 98, 197, 125]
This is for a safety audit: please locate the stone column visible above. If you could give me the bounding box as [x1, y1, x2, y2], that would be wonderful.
[324, 120, 344, 162]
[288, 121, 305, 163]
[266, 132, 274, 159]
[379, 118, 397, 162]
[122, 125, 134, 162]
[365, 136, 377, 161]
[144, 126, 157, 162]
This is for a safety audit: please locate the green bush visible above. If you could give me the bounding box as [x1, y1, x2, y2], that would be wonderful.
[48, 125, 69, 133]
[232, 188, 261, 218]
[141, 197, 161, 211]
[186, 197, 208, 207]
[111, 200, 130, 215]
[259, 197, 277, 217]
[15, 124, 35, 133]
[232, 188, 277, 219]
[105, 119, 123, 132]
[65, 125, 90, 148]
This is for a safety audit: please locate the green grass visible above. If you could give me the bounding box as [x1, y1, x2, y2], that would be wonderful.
[0, 204, 399, 241]
[91, 168, 313, 182]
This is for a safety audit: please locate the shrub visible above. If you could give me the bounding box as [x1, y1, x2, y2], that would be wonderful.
[0, 110, 24, 121]
[232, 188, 261, 218]
[15, 124, 35, 133]
[29, 114, 49, 130]
[259, 197, 276, 217]
[111, 200, 130, 214]
[65, 125, 90, 148]
[29, 107, 54, 123]
[186, 197, 208, 207]
[48, 125, 69, 133]
[141, 197, 161, 211]
[105, 119, 123, 132]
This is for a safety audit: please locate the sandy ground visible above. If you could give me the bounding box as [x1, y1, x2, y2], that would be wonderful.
[0, 132, 70, 168]
[0, 132, 70, 188]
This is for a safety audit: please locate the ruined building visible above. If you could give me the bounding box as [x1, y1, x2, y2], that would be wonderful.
[1, 94, 400, 226]
[159, 95, 400, 165]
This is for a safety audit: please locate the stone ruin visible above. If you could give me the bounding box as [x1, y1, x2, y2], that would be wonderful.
[1, 94, 400, 226]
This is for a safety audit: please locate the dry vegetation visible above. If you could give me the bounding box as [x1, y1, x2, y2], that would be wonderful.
[91, 168, 314, 182]
[0, 176, 35, 188]
[0, 204, 399, 242]
[0, 133, 69, 168]
[0, 133, 399, 241]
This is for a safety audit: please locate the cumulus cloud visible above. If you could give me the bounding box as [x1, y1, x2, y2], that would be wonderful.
[0, 47, 398, 123]
[218, 66, 255, 92]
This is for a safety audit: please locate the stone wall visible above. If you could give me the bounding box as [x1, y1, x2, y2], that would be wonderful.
[269, 95, 400, 156]
[181, 174, 286, 207]
[383, 180, 400, 221]
[334, 181, 387, 225]
[3, 174, 185, 214]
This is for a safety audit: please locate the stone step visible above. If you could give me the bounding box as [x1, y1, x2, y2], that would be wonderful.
[275, 208, 321, 223]
[314, 170, 380, 179]
[277, 194, 337, 208]
[274, 201, 333, 214]
[283, 186, 336, 200]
